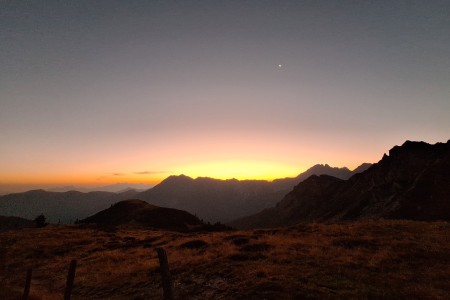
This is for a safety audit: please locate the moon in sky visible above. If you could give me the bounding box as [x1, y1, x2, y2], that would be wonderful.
[278, 64, 283, 68]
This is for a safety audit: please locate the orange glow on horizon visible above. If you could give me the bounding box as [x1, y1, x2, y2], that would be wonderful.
[0, 132, 386, 193]
[171, 160, 303, 181]
[0, 160, 304, 186]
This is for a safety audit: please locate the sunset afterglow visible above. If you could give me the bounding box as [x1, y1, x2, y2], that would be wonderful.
[1, 2, 448, 298]
[1, 1, 449, 193]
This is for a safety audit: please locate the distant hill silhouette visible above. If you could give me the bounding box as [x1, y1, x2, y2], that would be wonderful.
[0, 215, 34, 230]
[230, 140, 450, 229]
[271, 163, 371, 191]
[135, 163, 370, 223]
[135, 176, 283, 223]
[46, 183, 154, 193]
[0, 190, 137, 223]
[79, 199, 203, 230]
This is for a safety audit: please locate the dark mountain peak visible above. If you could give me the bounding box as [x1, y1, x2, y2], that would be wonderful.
[220, 178, 242, 184]
[389, 140, 432, 156]
[388, 140, 450, 158]
[295, 164, 353, 182]
[309, 163, 328, 169]
[307, 164, 350, 173]
[195, 176, 219, 183]
[401, 140, 431, 148]
[178, 174, 193, 179]
[161, 174, 194, 185]
[379, 141, 450, 172]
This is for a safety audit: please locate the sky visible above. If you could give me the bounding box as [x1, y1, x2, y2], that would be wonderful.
[1, 0, 449, 193]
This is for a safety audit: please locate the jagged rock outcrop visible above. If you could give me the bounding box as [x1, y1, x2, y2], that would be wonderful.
[230, 140, 450, 229]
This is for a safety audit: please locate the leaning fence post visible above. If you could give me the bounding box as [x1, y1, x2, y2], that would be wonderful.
[22, 268, 32, 300]
[156, 247, 173, 300]
[64, 259, 77, 300]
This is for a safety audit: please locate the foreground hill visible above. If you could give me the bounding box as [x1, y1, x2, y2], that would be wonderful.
[135, 163, 371, 223]
[231, 140, 450, 229]
[80, 199, 203, 230]
[0, 189, 137, 223]
[0, 220, 448, 299]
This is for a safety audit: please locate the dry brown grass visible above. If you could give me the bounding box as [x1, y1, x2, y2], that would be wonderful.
[1, 220, 449, 299]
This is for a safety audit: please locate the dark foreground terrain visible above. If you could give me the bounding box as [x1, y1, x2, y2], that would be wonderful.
[1, 220, 449, 299]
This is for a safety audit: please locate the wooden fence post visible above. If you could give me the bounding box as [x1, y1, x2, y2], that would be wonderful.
[22, 268, 32, 300]
[64, 259, 77, 300]
[156, 247, 173, 300]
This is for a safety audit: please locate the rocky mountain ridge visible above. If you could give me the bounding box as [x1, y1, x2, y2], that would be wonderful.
[230, 140, 450, 229]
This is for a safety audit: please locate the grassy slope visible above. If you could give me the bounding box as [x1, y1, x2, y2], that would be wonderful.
[0, 220, 449, 299]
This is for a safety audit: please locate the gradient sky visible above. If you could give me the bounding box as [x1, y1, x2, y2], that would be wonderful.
[1, 1, 449, 192]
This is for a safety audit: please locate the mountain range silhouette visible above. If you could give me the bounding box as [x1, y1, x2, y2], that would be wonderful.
[0, 163, 370, 224]
[1, 140, 449, 229]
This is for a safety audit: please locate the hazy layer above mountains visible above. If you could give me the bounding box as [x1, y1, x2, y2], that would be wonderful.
[0, 183, 156, 196]
[46, 183, 156, 193]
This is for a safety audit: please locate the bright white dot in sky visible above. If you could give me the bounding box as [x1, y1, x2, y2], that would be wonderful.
[278, 64, 283, 68]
